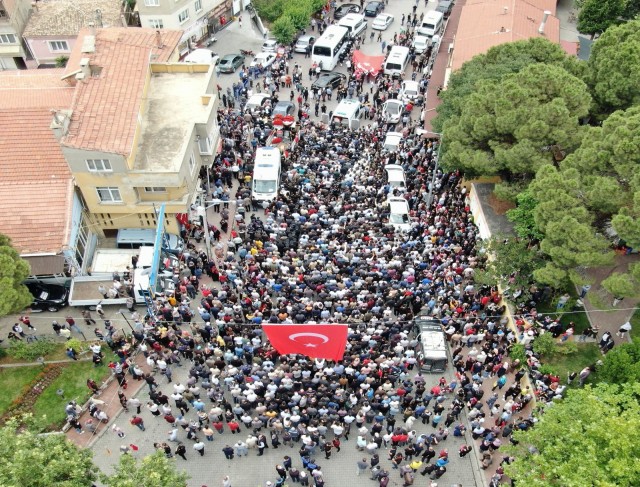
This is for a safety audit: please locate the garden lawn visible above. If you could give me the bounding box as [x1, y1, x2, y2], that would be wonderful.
[536, 291, 591, 334]
[543, 343, 601, 384]
[32, 360, 113, 429]
[629, 308, 640, 341]
[0, 366, 42, 415]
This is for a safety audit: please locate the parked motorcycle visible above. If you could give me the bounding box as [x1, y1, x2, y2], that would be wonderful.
[240, 49, 254, 56]
[205, 36, 217, 47]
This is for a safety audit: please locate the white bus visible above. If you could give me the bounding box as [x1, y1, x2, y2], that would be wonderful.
[312, 25, 350, 71]
[252, 147, 282, 202]
[384, 45, 411, 78]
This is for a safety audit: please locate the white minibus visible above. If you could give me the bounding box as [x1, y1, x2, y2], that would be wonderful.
[383, 45, 411, 78]
[252, 147, 282, 202]
[312, 25, 350, 71]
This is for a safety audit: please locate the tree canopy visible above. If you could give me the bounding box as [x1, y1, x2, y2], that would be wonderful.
[586, 19, 640, 118]
[101, 450, 189, 487]
[597, 339, 640, 384]
[0, 234, 33, 316]
[505, 382, 640, 486]
[577, 0, 624, 37]
[0, 418, 98, 487]
[441, 63, 591, 184]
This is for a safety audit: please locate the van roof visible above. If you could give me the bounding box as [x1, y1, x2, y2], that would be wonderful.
[424, 10, 444, 20]
[339, 13, 365, 24]
[184, 49, 214, 63]
[137, 246, 155, 268]
[333, 99, 360, 117]
[388, 197, 409, 213]
[385, 164, 405, 181]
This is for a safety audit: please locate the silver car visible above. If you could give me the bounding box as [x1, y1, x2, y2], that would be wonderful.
[294, 35, 316, 53]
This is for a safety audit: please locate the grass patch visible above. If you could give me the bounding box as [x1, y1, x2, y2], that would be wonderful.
[0, 366, 42, 415]
[0, 342, 70, 365]
[32, 355, 115, 430]
[542, 343, 601, 383]
[629, 308, 640, 341]
[537, 296, 591, 334]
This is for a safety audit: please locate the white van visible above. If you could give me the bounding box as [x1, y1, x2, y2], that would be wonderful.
[184, 49, 220, 66]
[116, 229, 184, 254]
[338, 13, 368, 39]
[385, 164, 406, 190]
[383, 131, 403, 152]
[383, 45, 411, 78]
[252, 147, 282, 202]
[387, 197, 411, 232]
[417, 10, 443, 38]
[330, 99, 365, 129]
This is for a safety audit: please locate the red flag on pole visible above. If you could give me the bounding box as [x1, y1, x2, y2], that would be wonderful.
[262, 324, 348, 361]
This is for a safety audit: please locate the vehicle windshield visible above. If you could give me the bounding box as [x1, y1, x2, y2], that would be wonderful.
[313, 46, 332, 57]
[387, 62, 402, 70]
[254, 180, 277, 193]
[390, 213, 409, 224]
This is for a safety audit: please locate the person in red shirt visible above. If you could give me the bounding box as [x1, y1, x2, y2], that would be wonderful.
[227, 420, 241, 434]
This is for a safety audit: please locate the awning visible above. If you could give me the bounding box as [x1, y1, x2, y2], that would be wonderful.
[352, 50, 385, 76]
[23, 254, 65, 276]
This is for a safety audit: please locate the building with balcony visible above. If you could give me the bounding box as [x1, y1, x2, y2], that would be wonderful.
[0, 0, 31, 69]
[58, 27, 220, 239]
[23, 0, 124, 67]
[137, 0, 248, 56]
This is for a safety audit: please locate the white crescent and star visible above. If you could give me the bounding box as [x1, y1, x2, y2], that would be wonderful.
[288, 332, 329, 348]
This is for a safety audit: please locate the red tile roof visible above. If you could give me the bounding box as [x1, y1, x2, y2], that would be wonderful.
[62, 28, 182, 155]
[0, 69, 74, 109]
[0, 109, 74, 254]
[452, 0, 560, 71]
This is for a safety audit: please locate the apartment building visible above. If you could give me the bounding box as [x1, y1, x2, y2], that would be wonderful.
[56, 28, 220, 239]
[0, 0, 31, 69]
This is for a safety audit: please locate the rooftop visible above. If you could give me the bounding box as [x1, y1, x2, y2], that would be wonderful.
[0, 69, 74, 109]
[62, 28, 182, 155]
[23, 0, 123, 37]
[133, 70, 211, 171]
[452, 0, 560, 71]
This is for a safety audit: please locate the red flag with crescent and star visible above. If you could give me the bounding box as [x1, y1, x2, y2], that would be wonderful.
[262, 324, 348, 361]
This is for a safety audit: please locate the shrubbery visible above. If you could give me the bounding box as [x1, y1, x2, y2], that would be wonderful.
[7, 340, 58, 361]
[254, 0, 325, 44]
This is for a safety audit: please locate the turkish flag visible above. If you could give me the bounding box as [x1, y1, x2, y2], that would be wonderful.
[262, 324, 348, 361]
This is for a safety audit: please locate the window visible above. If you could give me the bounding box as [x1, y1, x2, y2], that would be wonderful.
[198, 136, 211, 155]
[0, 9, 7, 19]
[0, 34, 16, 44]
[178, 8, 189, 23]
[86, 159, 112, 172]
[194, 0, 202, 12]
[144, 187, 166, 193]
[96, 187, 122, 203]
[149, 19, 164, 29]
[49, 40, 69, 52]
[144, 0, 160, 5]
[189, 152, 196, 173]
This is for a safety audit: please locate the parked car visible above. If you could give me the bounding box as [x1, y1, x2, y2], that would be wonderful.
[412, 35, 430, 54]
[250, 52, 277, 69]
[435, 0, 454, 18]
[262, 39, 278, 52]
[218, 54, 244, 73]
[25, 281, 69, 312]
[372, 13, 394, 30]
[334, 3, 361, 19]
[271, 101, 296, 118]
[399, 80, 421, 103]
[364, 1, 384, 17]
[382, 99, 404, 124]
[294, 35, 316, 53]
[311, 71, 347, 91]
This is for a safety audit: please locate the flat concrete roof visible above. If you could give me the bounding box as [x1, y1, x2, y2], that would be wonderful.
[134, 71, 209, 171]
[473, 183, 515, 236]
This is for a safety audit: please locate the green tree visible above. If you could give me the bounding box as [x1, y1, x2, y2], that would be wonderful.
[505, 382, 640, 486]
[474, 237, 546, 296]
[578, 0, 624, 37]
[597, 339, 640, 384]
[601, 272, 638, 298]
[102, 450, 189, 487]
[586, 19, 640, 117]
[0, 417, 98, 486]
[441, 63, 590, 186]
[532, 332, 557, 356]
[271, 16, 297, 45]
[0, 234, 33, 316]
[253, 0, 287, 22]
[506, 189, 545, 240]
[433, 38, 582, 134]
[284, 4, 312, 30]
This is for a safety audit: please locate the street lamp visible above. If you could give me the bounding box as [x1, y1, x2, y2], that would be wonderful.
[422, 130, 443, 208]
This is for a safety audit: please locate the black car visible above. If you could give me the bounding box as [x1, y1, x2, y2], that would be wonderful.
[311, 72, 347, 91]
[435, 0, 453, 17]
[334, 3, 361, 19]
[25, 281, 69, 312]
[364, 1, 384, 17]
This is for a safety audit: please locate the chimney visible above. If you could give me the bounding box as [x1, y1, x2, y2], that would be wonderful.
[503, 6, 508, 15]
[31, 1, 38, 11]
[538, 10, 551, 35]
[88, 22, 95, 36]
[50, 110, 71, 141]
[155, 30, 164, 49]
[79, 58, 91, 78]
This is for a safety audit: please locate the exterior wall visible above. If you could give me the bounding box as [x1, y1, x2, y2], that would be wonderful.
[24, 35, 76, 66]
[0, 0, 31, 68]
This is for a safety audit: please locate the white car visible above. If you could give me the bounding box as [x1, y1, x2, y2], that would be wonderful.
[372, 13, 394, 30]
[412, 35, 429, 54]
[385, 164, 407, 191]
[382, 99, 404, 124]
[245, 93, 271, 113]
[250, 52, 277, 69]
[399, 80, 420, 103]
[387, 196, 411, 231]
[262, 39, 278, 52]
[294, 35, 316, 53]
